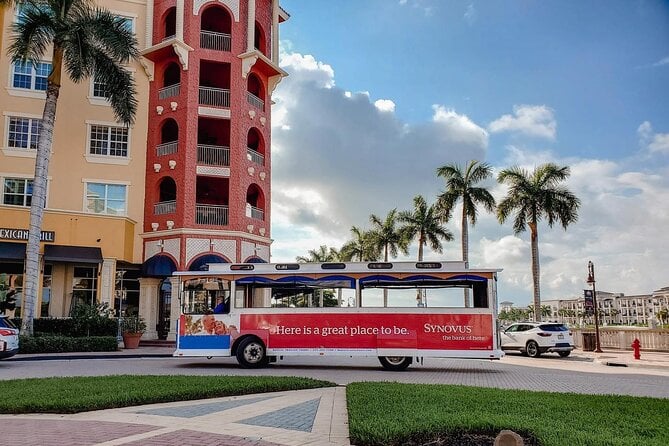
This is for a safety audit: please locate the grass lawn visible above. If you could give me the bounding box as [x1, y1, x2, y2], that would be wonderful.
[347, 382, 669, 446]
[1, 377, 666, 445]
[0, 375, 334, 414]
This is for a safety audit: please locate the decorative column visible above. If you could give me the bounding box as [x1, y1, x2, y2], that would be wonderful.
[247, 0, 256, 51]
[99, 259, 116, 307]
[145, 0, 154, 48]
[271, 0, 279, 63]
[176, 0, 185, 41]
[167, 275, 181, 341]
[138, 277, 161, 339]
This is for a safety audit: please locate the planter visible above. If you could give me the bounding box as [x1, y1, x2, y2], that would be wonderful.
[122, 332, 143, 349]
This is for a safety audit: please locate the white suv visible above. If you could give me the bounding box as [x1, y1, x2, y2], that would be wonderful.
[500, 322, 574, 358]
[0, 315, 19, 359]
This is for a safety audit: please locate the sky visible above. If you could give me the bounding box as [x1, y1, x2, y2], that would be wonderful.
[268, 0, 669, 307]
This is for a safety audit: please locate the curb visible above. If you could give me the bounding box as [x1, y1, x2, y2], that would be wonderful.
[9, 353, 173, 362]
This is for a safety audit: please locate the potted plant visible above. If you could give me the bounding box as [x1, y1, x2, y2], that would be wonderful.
[120, 315, 146, 349]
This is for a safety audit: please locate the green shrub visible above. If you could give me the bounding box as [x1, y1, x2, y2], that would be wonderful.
[12, 304, 118, 337]
[19, 335, 118, 353]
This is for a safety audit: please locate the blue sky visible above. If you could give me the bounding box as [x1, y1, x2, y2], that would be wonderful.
[269, 0, 669, 306]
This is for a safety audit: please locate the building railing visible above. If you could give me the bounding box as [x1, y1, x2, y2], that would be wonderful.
[246, 204, 264, 220]
[571, 328, 669, 352]
[154, 200, 176, 215]
[159, 83, 180, 100]
[246, 91, 265, 110]
[196, 204, 228, 226]
[199, 87, 230, 107]
[200, 30, 231, 51]
[246, 147, 265, 166]
[156, 141, 178, 156]
[197, 144, 230, 166]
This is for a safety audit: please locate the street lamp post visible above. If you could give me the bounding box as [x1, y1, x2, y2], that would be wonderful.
[586, 261, 603, 353]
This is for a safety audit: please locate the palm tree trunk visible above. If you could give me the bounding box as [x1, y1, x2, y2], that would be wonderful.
[21, 46, 63, 336]
[417, 234, 424, 306]
[529, 221, 541, 322]
[462, 205, 471, 308]
[383, 245, 389, 307]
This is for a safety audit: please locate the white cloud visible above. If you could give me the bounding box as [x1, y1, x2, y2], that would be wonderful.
[638, 121, 669, 154]
[271, 49, 669, 307]
[464, 3, 477, 25]
[374, 99, 396, 113]
[488, 105, 557, 140]
[652, 56, 669, 67]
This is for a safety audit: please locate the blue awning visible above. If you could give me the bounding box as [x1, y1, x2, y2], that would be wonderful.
[0, 242, 26, 261]
[236, 274, 355, 288]
[188, 254, 227, 271]
[359, 274, 487, 287]
[142, 255, 177, 277]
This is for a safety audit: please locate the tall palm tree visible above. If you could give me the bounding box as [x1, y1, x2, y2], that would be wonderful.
[497, 163, 581, 322]
[340, 226, 379, 262]
[398, 195, 453, 261]
[2, 0, 139, 335]
[398, 195, 453, 307]
[436, 160, 496, 307]
[296, 245, 341, 263]
[369, 209, 410, 307]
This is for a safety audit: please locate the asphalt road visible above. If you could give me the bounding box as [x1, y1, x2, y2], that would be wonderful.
[2, 354, 668, 399]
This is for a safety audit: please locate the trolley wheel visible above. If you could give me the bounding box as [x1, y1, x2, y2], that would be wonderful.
[378, 356, 412, 371]
[525, 341, 541, 358]
[236, 337, 269, 368]
[558, 351, 571, 358]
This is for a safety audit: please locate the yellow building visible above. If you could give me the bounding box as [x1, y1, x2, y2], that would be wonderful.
[0, 1, 149, 323]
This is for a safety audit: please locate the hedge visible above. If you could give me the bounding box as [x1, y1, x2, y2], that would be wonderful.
[19, 335, 119, 354]
[12, 317, 118, 337]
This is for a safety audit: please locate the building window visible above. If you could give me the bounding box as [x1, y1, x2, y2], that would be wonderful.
[12, 61, 51, 91]
[3, 178, 33, 206]
[85, 183, 127, 215]
[7, 116, 41, 149]
[89, 125, 129, 157]
[92, 76, 110, 99]
[71, 266, 98, 312]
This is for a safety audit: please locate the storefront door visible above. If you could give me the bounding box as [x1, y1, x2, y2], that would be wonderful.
[157, 279, 171, 340]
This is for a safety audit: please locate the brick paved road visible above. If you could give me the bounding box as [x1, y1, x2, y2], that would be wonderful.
[2, 355, 668, 398]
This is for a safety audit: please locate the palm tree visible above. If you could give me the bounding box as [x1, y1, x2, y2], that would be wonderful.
[436, 161, 496, 307]
[398, 195, 453, 261]
[2, 0, 139, 335]
[340, 226, 379, 261]
[497, 163, 581, 322]
[369, 209, 410, 306]
[398, 195, 453, 306]
[296, 245, 341, 263]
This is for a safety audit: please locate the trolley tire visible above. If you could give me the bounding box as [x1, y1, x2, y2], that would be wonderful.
[558, 351, 571, 358]
[378, 356, 412, 371]
[236, 337, 269, 368]
[526, 341, 541, 358]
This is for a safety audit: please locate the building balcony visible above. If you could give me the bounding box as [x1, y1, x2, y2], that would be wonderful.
[197, 144, 230, 167]
[246, 204, 264, 221]
[199, 87, 230, 107]
[154, 200, 176, 215]
[200, 30, 231, 51]
[159, 84, 180, 100]
[196, 204, 228, 226]
[157, 141, 178, 156]
[247, 92, 265, 111]
[246, 147, 265, 166]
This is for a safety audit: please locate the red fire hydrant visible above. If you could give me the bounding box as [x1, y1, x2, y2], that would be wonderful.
[631, 338, 641, 360]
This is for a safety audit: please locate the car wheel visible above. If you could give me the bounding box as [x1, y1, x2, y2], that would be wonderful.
[378, 356, 412, 371]
[526, 341, 541, 358]
[236, 337, 269, 368]
[558, 351, 571, 358]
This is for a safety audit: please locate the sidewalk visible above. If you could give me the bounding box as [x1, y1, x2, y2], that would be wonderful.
[0, 386, 351, 446]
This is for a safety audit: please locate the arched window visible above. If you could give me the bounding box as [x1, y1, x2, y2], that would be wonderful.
[157, 119, 179, 156]
[246, 74, 264, 110]
[246, 184, 265, 221]
[200, 6, 232, 51]
[160, 63, 181, 100]
[246, 128, 265, 166]
[159, 177, 177, 202]
[163, 8, 176, 40]
[254, 21, 266, 56]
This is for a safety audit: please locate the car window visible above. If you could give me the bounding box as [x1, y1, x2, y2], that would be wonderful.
[0, 317, 17, 329]
[518, 324, 532, 332]
[505, 325, 518, 333]
[539, 324, 568, 332]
